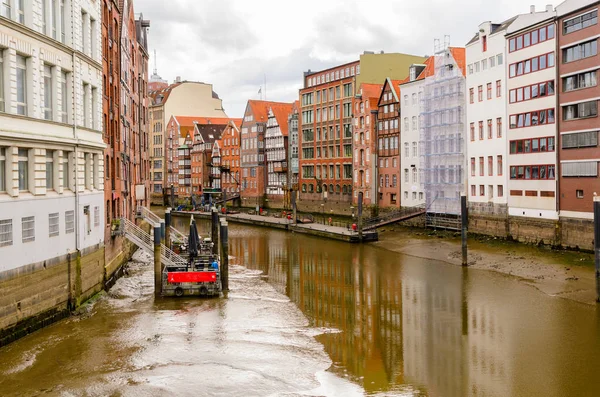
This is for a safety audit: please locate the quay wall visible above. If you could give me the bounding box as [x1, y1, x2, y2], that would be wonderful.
[0, 236, 138, 347]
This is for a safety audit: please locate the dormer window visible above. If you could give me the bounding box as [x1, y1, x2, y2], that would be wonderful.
[410, 67, 416, 82]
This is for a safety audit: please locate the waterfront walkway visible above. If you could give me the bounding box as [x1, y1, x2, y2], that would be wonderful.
[172, 211, 378, 243]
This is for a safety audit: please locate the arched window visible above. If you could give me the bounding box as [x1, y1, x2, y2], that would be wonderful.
[302, 184, 307, 193]
[308, 184, 314, 193]
[316, 184, 322, 193]
[343, 185, 348, 195]
[329, 184, 334, 194]
[359, 171, 364, 187]
[336, 184, 341, 194]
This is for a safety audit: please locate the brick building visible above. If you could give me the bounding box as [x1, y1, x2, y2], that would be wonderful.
[556, 0, 600, 218]
[376, 78, 402, 208]
[240, 100, 291, 209]
[220, 120, 242, 199]
[287, 101, 300, 192]
[352, 83, 382, 206]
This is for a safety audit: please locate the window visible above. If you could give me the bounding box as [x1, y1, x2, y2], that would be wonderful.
[510, 165, 556, 180]
[62, 152, 70, 189]
[18, 148, 29, 191]
[0, 147, 4, 192]
[479, 121, 483, 140]
[65, 210, 75, 233]
[496, 117, 502, 138]
[487, 119, 492, 139]
[471, 158, 475, 176]
[497, 54, 503, 65]
[16, 55, 27, 115]
[562, 161, 598, 177]
[509, 81, 555, 103]
[564, 10, 598, 34]
[496, 80, 501, 97]
[480, 185, 485, 196]
[509, 24, 554, 53]
[471, 185, 476, 196]
[43, 65, 54, 120]
[49, 213, 59, 237]
[486, 83, 492, 100]
[479, 157, 484, 176]
[563, 100, 598, 121]
[60, 0, 65, 43]
[482, 59, 487, 71]
[468, 64, 473, 75]
[22, 216, 35, 243]
[497, 156, 503, 176]
[94, 206, 99, 226]
[577, 189, 584, 199]
[475, 62, 480, 72]
[563, 71, 597, 92]
[478, 85, 483, 101]
[404, 169, 409, 182]
[412, 168, 417, 183]
[46, 150, 54, 190]
[563, 40, 598, 63]
[509, 109, 555, 129]
[509, 52, 554, 78]
[413, 142, 417, 157]
[488, 156, 493, 176]
[60, 71, 69, 122]
[470, 123, 475, 141]
[469, 88, 474, 104]
[562, 131, 598, 149]
[0, 218, 12, 247]
[510, 137, 556, 154]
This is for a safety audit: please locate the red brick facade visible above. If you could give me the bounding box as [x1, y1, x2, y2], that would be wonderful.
[221, 121, 242, 196]
[376, 79, 402, 208]
[298, 62, 359, 205]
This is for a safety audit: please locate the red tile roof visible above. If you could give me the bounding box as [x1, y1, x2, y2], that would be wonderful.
[270, 103, 295, 136]
[360, 83, 383, 100]
[389, 79, 403, 99]
[247, 100, 293, 123]
[417, 57, 435, 80]
[449, 47, 466, 77]
[148, 82, 183, 106]
[171, 116, 241, 140]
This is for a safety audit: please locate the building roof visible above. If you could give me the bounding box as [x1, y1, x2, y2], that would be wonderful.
[148, 81, 222, 106]
[466, 16, 518, 46]
[360, 83, 384, 101]
[247, 100, 294, 124]
[171, 116, 240, 141]
[270, 103, 295, 136]
[449, 47, 467, 77]
[379, 78, 402, 103]
[194, 124, 228, 146]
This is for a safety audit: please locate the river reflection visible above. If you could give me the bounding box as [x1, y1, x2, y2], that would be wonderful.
[219, 222, 600, 397]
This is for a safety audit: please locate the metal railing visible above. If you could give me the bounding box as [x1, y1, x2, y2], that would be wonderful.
[120, 218, 187, 268]
[137, 206, 186, 244]
[363, 204, 426, 230]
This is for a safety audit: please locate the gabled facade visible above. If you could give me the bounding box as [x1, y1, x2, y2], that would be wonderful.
[353, 83, 382, 206]
[287, 101, 300, 192]
[221, 120, 242, 197]
[189, 121, 228, 202]
[506, 6, 558, 220]
[177, 133, 193, 196]
[556, 0, 600, 219]
[265, 103, 294, 202]
[399, 59, 433, 208]
[209, 140, 222, 192]
[466, 17, 515, 215]
[376, 78, 402, 208]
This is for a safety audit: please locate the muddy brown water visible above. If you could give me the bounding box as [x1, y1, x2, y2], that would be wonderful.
[1, 218, 599, 396]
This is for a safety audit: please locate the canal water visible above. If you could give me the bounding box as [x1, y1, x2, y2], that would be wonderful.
[1, 219, 600, 396]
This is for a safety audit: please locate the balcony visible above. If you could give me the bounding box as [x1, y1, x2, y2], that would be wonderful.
[274, 162, 288, 173]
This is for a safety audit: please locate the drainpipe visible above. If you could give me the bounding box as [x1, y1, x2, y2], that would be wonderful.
[371, 109, 379, 215]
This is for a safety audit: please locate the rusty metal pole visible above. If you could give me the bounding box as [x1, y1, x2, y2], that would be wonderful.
[165, 208, 172, 249]
[220, 219, 229, 291]
[594, 196, 600, 302]
[211, 207, 219, 255]
[154, 224, 162, 297]
[461, 194, 468, 266]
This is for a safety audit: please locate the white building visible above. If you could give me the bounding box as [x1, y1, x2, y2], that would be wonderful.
[0, 0, 105, 272]
[466, 18, 515, 215]
[399, 61, 431, 207]
[506, 5, 558, 220]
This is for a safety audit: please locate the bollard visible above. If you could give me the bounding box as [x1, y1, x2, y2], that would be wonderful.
[160, 219, 166, 244]
[165, 208, 172, 249]
[154, 224, 162, 297]
[594, 196, 600, 302]
[461, 194, 468, 266]
[220, 220, 229, 291]
[358, 192, 364, 241]
[211, 208, 219, 255]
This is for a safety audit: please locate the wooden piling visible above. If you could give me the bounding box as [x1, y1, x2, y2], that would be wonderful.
[165, 208, 171, 249]
[220, 219, 229, 291]
[211, 208, 219, 255]
[461, 194, 468, 266]
[154, 224, 162, 297]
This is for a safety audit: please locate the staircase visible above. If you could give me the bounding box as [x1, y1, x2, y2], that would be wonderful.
[137, 206, 186, 244]
[118, 218, 187, 268]
[363, 204, 426, 231]
[213, 194, 240, 205]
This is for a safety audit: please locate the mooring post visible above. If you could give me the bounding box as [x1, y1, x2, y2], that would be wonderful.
[461, 194, 468, 266]
[220, 219, 229, 291]
[594, 196, 600, 302]
[358, 191, 364, 241]
[291, 189, 297, 225]
[211, 207, 219, 255]
[154, 224, 162, 297]
[165, 208, 171, 249]
[160, 219, 166, 244]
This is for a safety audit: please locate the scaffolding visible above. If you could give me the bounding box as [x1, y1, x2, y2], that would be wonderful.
[419, 37, 466, 229]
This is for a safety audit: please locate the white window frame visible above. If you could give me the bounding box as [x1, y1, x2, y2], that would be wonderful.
[49, 212, 59, 237]
[16, 55, 27, 116]
[22, 216, 35, 243]
[0, 218, 12, 246]
[43, 64, 53, 120]
[65, 210, 74, 234]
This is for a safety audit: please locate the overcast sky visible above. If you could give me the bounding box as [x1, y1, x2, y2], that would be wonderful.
[136, 0, 562, 118]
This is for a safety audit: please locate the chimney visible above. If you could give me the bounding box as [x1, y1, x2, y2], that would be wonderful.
[175, 76, 181, 83]
[530, 5, 535, 13]
[546, 4, 553, 12]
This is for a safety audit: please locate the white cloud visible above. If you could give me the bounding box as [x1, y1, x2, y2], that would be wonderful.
[136, 0, 563, 117]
